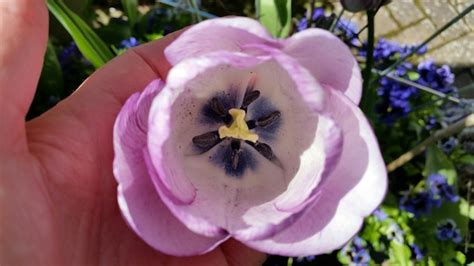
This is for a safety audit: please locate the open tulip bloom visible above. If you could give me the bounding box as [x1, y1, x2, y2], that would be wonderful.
[113, 17, 387, 256]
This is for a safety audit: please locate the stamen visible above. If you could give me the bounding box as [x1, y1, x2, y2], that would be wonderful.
[192, 131, 221, 152]
[256, 111, 281, 128]
[210, 97, 226, 117]
[241, 90, 260, 110]
[246, 141, 276, 162]
[230, 140, 241, 170]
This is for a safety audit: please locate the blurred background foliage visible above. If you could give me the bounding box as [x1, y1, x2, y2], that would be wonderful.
[33, 0, 473, 265]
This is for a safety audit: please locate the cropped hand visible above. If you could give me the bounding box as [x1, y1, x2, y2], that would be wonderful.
[0, 1, 265, 265]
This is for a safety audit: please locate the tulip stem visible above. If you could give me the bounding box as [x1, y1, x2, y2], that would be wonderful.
[380, 3, 474, 77]
[386, 113, 474, 173]
[360, 9, 375, 117]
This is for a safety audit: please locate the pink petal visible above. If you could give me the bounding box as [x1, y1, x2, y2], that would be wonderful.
[284, 29, 363, 104]
[164, 17, 279, 65]
[113, 80, 227, 256]
[245, 89, 387, 256]
[147, 51, 340, 242]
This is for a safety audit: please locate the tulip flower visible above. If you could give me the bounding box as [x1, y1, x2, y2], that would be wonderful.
[113, 17, 387, 256]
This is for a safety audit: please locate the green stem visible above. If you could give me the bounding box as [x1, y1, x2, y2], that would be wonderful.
[329, 8, 344, 32]
[360, 10, 375, 115]
[387, 114, 474, 172]
[380, 71, 461, 104]
[380, 4, 474, 77]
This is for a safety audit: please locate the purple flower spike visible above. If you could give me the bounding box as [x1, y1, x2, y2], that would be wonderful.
[436, 219, 463, 244]
[113, 17, 387, 256]
[427, 174, 459, 204]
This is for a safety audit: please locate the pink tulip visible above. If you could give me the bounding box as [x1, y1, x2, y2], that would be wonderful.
[113, 17, 387, 256]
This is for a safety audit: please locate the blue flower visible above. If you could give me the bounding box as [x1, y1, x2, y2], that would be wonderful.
[436, 219, 462, 244]
[373, 209, 388, 221]
[363, 39, 422, 123]
[294, 255, 316, 264]
[399, 191, 433, 217]
[58, 42, 82, 67]
[425, 115, 437, 130]
[118, 37, 140, 50]
[297, 17, 308, 32]
[376, 75, 418, 123]
[427, 174, 459, 205]
[417, 60, 455, 94]
[386, 223, 404, 243]
[440, 137, 458, 154]
[296, 7, 325, 32]
[296, 8, 360, 47]
[342, 237, 371, 265]
[411, 244, 424, 261]
[336, 18, 359, 46]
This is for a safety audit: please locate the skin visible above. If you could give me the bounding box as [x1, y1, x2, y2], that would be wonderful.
[0, 1, 266, 265]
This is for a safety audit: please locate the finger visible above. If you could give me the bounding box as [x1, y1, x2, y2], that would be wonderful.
[0, 0, 48, 152]
[26, 31, 182, 193]
[133, 28, 185, 78]
[220, 239, 267, 266]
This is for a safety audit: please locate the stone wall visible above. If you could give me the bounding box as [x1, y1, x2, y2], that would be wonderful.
[336, 0, 473, 66]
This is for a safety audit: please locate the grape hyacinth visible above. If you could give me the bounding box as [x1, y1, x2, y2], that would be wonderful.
[411, 244, 424, 261]
[296, 7, 359, 46]
[417, 60, 455, 94]
[425, 115, 438, 130]
[361, 39, 427, 123]
[386, 223, 404, 243]
[118, 37, 140, 50]
[58, 42, 82, 68]
[436, 219, 462, 244]
[400, 174, 458, 217]
[440, 137, 458, 154]
[373, 208, 388, 221]
[296, 7, 325, 32]
[399, 191, 433, 217]
[342, 237, 371, 265]
[427, 174, 459, 206]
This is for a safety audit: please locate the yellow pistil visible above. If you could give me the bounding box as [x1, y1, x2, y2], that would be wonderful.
[218, 108, 259, 143]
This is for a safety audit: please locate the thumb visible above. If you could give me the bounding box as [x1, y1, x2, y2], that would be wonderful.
[0, 0, 48, 152]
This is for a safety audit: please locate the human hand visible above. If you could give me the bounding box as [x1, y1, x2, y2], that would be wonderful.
[0, 1, 266, 265]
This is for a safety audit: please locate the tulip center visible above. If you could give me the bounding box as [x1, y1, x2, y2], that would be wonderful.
[218, 109, 259, 143]
[191, 81, 283, 177]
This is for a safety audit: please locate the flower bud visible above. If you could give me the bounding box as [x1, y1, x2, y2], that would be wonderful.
[340, 0, 391, 12]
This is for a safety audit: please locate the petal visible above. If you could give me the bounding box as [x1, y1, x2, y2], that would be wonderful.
[284, 29, 362, 104]
[147, 51, 338, 241]
[164, 17, 279, 65]
[245, 90, 387, 256]
[113, 80, 227, 256]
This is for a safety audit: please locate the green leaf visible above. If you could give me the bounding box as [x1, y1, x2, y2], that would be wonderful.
[256, 0, 292, 38]
[407, 71, 420, 81]
[455, 251, 466, 264]
[47, 0, 114, 68]
[424, 145, 457, 185]
[38, 40, 64, 96]
[121, 0, 138, 27]
[460, 199, 474, 220]
[425, 200, 469, 237]
[389, 242, 413, 266]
